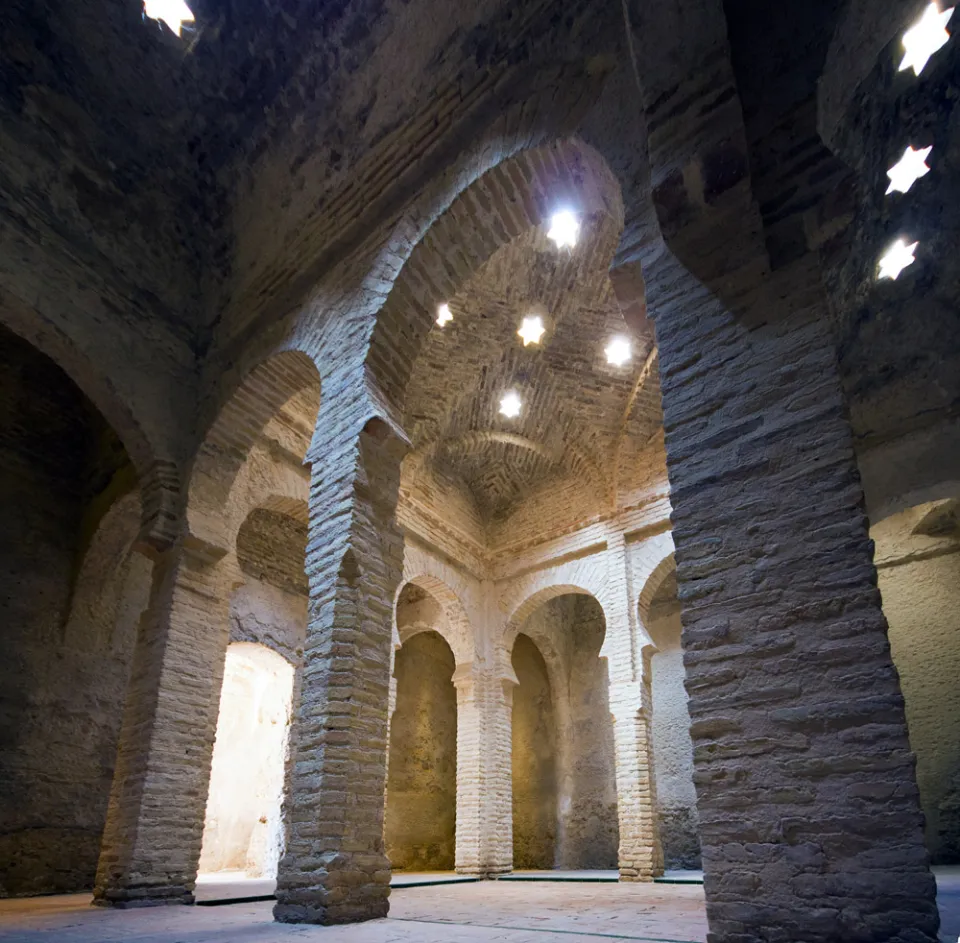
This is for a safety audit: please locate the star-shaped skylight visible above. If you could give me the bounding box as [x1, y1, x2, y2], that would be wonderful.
[143, 0, 194, 34]
[517, 315, 546, 346]
[886, 145, 933, 195]
[878, 239, 918, 280]
[899, 2, 955, 75]
[605, 336, 632, 366]
[499, 391, 522, 418]
[547, 211, 580, 250]
[436, 303, 453, 327]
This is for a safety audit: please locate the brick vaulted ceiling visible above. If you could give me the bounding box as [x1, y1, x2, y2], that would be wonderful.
[404, 212, 660, 523]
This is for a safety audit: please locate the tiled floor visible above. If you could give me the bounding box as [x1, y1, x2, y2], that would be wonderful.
[3, 870, 959, 943]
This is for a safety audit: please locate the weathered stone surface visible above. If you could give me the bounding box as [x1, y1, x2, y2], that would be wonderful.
[1, 2, 955, 941]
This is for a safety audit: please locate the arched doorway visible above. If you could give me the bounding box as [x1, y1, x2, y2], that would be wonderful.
[385, 584, 458, 871]
[199, 643, 295, 878]
[95, 349, 320, 905]
[0, 322, 149, 896]
[511, 593, 619, 870]
[643, 562, 700, 871]
[196, 433, 313, 888]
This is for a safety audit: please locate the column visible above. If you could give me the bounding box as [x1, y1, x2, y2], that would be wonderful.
[603, 531, 662, 880]
[481, 668, 517, 875]
[451, 661, 516, 876]
[94, 540, 233, 906]
[452, 663, 483, 874]
[274, 417, 405, 925]
[652, 256, 939, 940]
[609, 685, 662, 881]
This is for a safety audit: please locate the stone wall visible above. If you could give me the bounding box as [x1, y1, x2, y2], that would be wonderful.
[511, 633, 558, 869]
[874, 503, 960, 863]
[0, 327, 144, 896]
[385, 631, 458, 871]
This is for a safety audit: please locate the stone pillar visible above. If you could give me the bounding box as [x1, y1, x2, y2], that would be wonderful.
[94, 541, 233, 906]
[652, 261, 939, 940]
[274, 416, 405, 925]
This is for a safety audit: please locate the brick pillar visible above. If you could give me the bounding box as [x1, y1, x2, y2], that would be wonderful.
[603, 531, 662, 880]
[453, 663, 483, 874]
[609, 688, 662, 881]
[452, 661, 515, 876]
[654, 263, 939, 940]
[94, 541, 233, 906]
[483, 667, 517, 875]
[274, 417, 405, 925]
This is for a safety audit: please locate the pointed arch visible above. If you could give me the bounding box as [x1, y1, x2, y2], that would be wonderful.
[186, 350, 321, 557]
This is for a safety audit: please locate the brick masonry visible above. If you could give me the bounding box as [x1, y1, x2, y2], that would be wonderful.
[2, 1, 955, 941]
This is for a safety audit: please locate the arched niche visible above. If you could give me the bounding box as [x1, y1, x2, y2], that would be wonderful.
[385, 584, 459, 872]
[385, 630, 457, 871]
[0, 321, 147, 896]
[511, 593, 619, 871]
[640, 558, 700, 871]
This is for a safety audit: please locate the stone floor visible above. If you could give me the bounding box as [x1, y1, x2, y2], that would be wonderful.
[2, 872, 959, 942]
[0, 882, 709, 942]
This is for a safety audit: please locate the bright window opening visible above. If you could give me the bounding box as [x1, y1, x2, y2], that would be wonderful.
[899, 2, 955, 75]
[886, 145, 932, 195]
[436, 303, 453, 327]
[500, 391, 522, 418]
[547, 210, 580, 250]
[605, 336, 632, 366]
[143, 0, 195, 35]
[878, 238, 918, 280]
[517, 315, 546, 346]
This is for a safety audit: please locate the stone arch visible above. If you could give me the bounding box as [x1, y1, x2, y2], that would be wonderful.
[187, 349, 321, 557]
[504, 584, 594, 677]
[0, 290, 178, 550]
[500, 551, 610, 669]
[94, 350, 322, 907]
[635, 548, 698, 870]
[394, 570, 476, 669]
[638, 552, 677, 637]
[509, 591, 619, 871]
[632, 531, 676, 650]
[63, 490, 152, 655]
[386, 607, 459, 872]
[366, 137, 626, 418]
